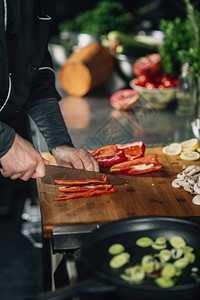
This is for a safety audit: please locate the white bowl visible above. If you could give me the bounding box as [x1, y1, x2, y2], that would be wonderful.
[130, 81, 177, 109]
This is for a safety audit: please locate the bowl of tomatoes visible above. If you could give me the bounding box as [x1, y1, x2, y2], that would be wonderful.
[130, 54, 178, 109]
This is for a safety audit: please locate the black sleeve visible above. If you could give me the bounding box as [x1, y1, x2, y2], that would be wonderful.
[26, 97, 74, 152]
[26, 48, 61, 104]
[0, 121, 15, 158]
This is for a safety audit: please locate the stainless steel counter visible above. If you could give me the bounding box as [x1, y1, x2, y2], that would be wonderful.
[57, 72, 196, 150]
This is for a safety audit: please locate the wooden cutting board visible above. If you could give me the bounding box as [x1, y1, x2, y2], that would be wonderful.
[38, 148, 200, 238]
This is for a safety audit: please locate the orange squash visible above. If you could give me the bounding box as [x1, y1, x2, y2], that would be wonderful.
[60, 42, 114, 96]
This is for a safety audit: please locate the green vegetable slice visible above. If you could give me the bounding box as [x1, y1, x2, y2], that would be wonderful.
[181, 246, 194, 253]
[159, 249, 171, 262]
[109, 252, 130, 269]
[155, 237, 167, 245]
[152, 242, 167, 250]
[123, 265, 145, 283]
[161, 263, 176, 279]
[136, 237, 153, 247]
[141, 255, 155, 273]
[174, 257, 190, 269]
[108, 243, 125, 255]
[169, 236, 186, 249]
[171, 248, 183, 259]
[155, 277, 175, 288]
[184, 252, 196, 264]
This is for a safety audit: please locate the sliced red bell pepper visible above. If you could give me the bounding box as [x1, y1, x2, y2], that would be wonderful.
[91, 142, 145, 167]
[55, 187, 116, 201]
[116, 141, 145, 160]
[110, 154, 162, 175]
[92, 150, 126, 167]
[58, 184, 113, 193]
[54, 174, 107, 185]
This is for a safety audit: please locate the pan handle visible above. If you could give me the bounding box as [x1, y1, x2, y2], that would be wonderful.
[37, 280, 116, 300]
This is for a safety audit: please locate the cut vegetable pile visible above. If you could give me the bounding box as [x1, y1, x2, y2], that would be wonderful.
[172, 165, 200, 205]
[54, 174, 116, 201]
[108, 235, 200, 288]
[91, 141, 162, 175]
[162, 138, 200, 161]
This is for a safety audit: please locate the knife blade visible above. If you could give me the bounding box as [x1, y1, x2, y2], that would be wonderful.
[42, 165, 128, 186]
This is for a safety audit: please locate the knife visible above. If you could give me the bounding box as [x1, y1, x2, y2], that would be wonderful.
[42, 165, 128, 186]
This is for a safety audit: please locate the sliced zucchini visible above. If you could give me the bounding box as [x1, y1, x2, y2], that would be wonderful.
[171, 248, 183, 259]
[108, 243, 125, 255]
[155, 237, 167, 245]
[159, 249, 171, 262]
[184, 252, 196, 264]
[124, 265, 145, 283]
[109, 252, 130, 269]
[136, 237, 153, 247]
[155, 277, 175, 288]
[161, 263, 176, 279]
[169, 236, 186, 249]
[174, 257, 190, 269]
[152, 242, 167, 250]
[181, 246, 194, 253]
[141, 255, 155, 273]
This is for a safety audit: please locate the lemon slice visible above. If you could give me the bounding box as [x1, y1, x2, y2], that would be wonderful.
[197, 147, 200, 153]
[162, 143, 182, 155]
[180, 138, 199, 152]
[180, 151, 200, 161]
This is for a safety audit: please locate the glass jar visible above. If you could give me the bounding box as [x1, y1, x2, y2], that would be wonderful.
[176, 62, 196, 116]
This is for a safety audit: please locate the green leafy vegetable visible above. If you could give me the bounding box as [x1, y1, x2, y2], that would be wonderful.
[158, 0, 200, 76]
[59, 0, 133, 38]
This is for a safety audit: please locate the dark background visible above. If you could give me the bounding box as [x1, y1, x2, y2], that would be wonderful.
[50, 0, 200, 37]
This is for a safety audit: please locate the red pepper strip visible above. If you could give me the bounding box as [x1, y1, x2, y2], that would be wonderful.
[58, 184, 113, 193]
[90, 145, 118, 157]
[93, 150, 126, 167]
[110, 154, 162, 175]
[54, 174, 107, 185]
[55, 187, 116, 201]
[116, 141, 145, 160]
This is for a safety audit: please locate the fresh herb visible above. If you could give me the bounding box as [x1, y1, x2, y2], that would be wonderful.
[59, 0, 133, 38]
[158, 0, 200, 76]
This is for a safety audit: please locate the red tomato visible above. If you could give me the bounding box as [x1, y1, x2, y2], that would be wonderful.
[133, 54, 161, 77]
[158, 84, 165, 90]
[145, 82, 157, 89]
[163, 78, 174, 88]
[131, 78, 139, 86]
[110, 89, 140, 110]
[137, 74, 149, 86]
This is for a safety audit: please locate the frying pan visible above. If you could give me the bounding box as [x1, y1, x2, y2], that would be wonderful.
[38, 216, 200, 300]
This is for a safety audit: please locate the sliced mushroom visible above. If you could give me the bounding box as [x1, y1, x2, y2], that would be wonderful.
[177, 172, 186, 180]
[185, 176, 196, 186]
[187, 166, 200, 177]
[192, 195, 200, 205]
[172, 179, 182, 188]
[193, 183, 200, 194]
[183, 165, 198, 174]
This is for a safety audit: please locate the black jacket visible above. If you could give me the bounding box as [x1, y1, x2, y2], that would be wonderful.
[0, 0, 73, 157]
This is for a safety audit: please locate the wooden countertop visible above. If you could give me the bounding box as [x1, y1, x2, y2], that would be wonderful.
[38, 148, 200, 238]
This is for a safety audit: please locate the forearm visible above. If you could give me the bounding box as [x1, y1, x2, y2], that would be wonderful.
[0, 121, 15, 158]
[26, 98, 74, 152]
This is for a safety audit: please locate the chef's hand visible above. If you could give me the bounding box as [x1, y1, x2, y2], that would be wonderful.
[51, 145, 100, 172]
[0, 133, 49, 181]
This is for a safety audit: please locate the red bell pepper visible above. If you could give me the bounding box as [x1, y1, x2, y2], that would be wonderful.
[116, 141, 145, 160]
[91, 142, 145, 167]
[55, 187, 116, 201]
[92, 150, 126, 167]
[54, 174, 108, 185]
[58, 184, 113, 193]
[110, 154, 162, 175]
